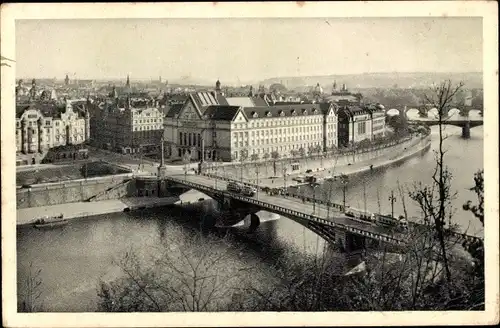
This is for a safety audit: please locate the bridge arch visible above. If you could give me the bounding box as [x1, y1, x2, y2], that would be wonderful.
[386, 108, 401, 116]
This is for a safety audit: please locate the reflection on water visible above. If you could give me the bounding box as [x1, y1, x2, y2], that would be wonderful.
[17, 125, 483, 312]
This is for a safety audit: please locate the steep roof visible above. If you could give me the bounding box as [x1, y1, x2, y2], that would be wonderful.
[337, 105, 371, 119]
[203, 105, 241, 121]
[216, 93, 229, 106]
[251, 96, 270, 107]
[16, 101, 67, 119]
[319, 102, 336, 115]
[165, 103, 184, 118]
[226, 97, 256, 107]
[189, 92, 219, 110]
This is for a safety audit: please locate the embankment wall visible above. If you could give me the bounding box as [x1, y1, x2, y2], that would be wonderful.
[16, 174, 133, 208]
[210, 133, 429, 178]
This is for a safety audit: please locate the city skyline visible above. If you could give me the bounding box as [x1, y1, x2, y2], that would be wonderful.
[16, 17, 482, 85]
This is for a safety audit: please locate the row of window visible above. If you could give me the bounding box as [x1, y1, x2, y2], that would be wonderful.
[233, 124, 335, 140]
[16, 134, 85, 144]
[232, 116, 327, 130]
[233, 133, 325, 148]
[133, 125, 162, 131]
[232, 142, 325, 160]
[16, 119, 85, 128]
[16, 127, 84, 135]
[133, 118, 162, 124]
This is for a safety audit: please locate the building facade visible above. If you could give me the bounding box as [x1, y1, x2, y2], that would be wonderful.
[337, 104, 386, 147]
[164, 84, 338, 162]
[90, 95, 164, 154]
[16, 100, 90, 164]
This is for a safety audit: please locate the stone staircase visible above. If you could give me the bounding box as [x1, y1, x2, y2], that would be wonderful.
[87, 179, 131, 202]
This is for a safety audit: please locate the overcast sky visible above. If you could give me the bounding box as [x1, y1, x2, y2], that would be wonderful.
[16, 17, 482, 84]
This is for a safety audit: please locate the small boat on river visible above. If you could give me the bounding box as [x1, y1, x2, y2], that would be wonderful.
[32, 214, 68, 229]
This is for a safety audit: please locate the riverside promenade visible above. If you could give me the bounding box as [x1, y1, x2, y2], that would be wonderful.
[226, 134, 432, 190]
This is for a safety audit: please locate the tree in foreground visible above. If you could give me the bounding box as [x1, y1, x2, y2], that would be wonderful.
[244, 80, 482, 311]
[460, 169, 485, 309]
[411, 80, 464, 284]
[97, 229, 255, 312]
[19, 262, 44, 312]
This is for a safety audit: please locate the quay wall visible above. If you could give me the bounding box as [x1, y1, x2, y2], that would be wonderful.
[16, 173, 182, 209]
[16, 174, 134, 209]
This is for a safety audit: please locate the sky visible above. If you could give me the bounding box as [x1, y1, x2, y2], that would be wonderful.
[16, 17, 482, 84]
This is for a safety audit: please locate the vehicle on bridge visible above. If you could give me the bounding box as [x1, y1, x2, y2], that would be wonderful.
[374, 214, 409, 231]
[345, 207, 376, 224]
[241, 186, 257, 197]
[345, 207, 409, 231]
[226, 182, 256, 197]
[227, 181, 243, 193]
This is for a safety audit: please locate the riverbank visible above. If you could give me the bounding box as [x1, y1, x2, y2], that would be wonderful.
[16, 189, 210, 226]
[207, 134, 432, 190]
[293, 134, 432, 186]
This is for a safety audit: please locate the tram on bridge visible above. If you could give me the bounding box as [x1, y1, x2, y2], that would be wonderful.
[345, 206, 409, 231]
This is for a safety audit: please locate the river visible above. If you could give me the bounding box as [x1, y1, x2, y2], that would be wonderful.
[17, 125, 483, 312]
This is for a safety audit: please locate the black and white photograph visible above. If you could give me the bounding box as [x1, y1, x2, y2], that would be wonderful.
[1, 1, 498, 327]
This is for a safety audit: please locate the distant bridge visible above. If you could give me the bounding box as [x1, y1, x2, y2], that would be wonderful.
[384, 106, 483, 138]
[383, 105, 483, 117]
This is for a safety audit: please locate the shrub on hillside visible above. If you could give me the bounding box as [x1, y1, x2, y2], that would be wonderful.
[80, 161, 129, 178]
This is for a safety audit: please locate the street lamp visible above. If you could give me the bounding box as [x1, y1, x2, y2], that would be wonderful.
[214, 156, 220, 189]
[311, 182, 320, 214]
[240, 162, 244, 184]
[388, 190, 397, 218]
[282, 166, 287, 198]
[256, 165, 260, 198]
[339, 174, 349, 210]
[297, 186, 304, 203]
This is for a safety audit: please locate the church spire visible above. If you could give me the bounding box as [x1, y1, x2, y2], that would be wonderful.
[126, 74, 130, 88]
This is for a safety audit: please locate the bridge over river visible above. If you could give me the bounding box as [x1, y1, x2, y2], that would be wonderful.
[153, 172, 482, 255]
[386, 106, 483, 139]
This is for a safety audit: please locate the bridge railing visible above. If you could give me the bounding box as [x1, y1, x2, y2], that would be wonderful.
[201, 172, 347, 211]
[166, 176, 406, 245]
[167, 175, 479, 243]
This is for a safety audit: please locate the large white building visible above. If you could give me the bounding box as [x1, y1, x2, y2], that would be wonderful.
[164, 81, 386, 162]
[163, 85, 338, 162]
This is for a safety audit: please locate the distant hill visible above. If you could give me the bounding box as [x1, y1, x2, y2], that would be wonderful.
[260, 72, 483, 90]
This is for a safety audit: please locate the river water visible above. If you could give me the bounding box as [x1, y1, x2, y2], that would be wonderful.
[17, 125, 484, 312]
